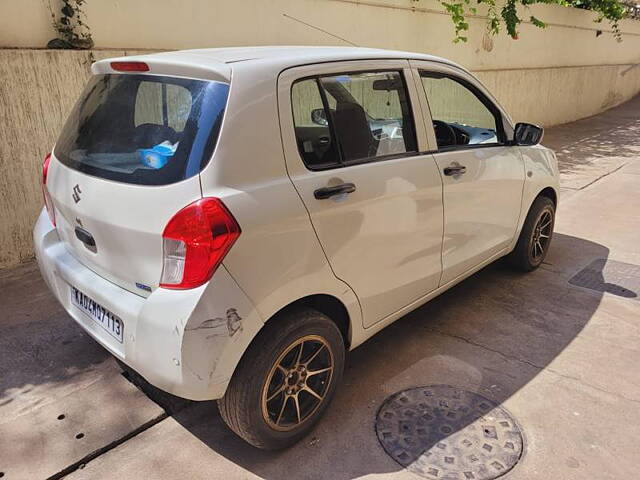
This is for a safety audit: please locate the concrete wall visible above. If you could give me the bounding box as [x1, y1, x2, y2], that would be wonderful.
[1, 0, 640, 269]
[0, 50, 139, 268]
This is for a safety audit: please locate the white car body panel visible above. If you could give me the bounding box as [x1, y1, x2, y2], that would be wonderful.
[34, 208, 258, 399]
[278, 60, 444, 328]
[432, 147, 526, 284]
[46, 156, 202, 295]
[408, 59, 527, 284]
[34, 47, 559, 400]
[511, 145, 561, 247]
[197, 58, 363, 337]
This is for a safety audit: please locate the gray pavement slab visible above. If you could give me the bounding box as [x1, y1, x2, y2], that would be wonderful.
[0, 263, 165, 480]
[0, 368, 165, 480]
[2, 96, 640, 479]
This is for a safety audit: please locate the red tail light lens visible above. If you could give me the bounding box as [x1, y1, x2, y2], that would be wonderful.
[110, 61, 150, 72]
[42, 153, 56, 227]
[160, 198, 240, 289]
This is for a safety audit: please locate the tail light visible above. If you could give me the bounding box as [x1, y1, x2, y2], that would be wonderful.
[160, 198, 240, 289]
[42, 153, 56, 227]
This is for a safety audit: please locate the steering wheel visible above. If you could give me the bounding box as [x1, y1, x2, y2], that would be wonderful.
[432, 120, 457, 147]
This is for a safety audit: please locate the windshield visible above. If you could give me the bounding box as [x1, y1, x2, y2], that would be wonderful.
[54, 74, 229, 186]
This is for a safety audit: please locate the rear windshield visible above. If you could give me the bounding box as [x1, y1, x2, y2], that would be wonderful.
[54, 74, 229, 186]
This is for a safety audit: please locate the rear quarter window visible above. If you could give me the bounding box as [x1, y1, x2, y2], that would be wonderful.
[54, 74, 229, 186]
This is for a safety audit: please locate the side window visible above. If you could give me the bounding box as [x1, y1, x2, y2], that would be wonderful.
[420, 72, 503, 149]
[291, 71, 417, 170]
[291, 79, 341, 169]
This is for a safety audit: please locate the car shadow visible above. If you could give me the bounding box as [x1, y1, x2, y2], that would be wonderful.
[170, 232, 615, 479]
[0, 262, 110, 411]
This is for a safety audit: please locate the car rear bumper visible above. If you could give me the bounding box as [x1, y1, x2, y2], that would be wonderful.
[33, 208, 261, 400]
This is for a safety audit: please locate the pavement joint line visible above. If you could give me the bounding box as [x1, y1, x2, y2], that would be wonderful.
[423, 326, 546, 370]
[423, 327, 640, 405]
[45, 412, 168, 480]
[574, 162, 628, 191]
[558, 162, 628, 192]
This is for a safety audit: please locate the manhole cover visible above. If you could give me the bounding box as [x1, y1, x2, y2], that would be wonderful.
[569, 258, 640, 300]
[376, 385, 523, 480]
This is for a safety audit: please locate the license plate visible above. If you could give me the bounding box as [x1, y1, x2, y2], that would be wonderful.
[71, 286, 124, 343]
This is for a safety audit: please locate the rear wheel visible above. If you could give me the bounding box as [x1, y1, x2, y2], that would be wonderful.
[218, 308, 345, 450]
[509, 196, 555, 271]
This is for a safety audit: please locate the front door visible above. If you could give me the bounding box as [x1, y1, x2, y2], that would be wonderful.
[416, 67, 526, 284]
[279, 61, 444, 327]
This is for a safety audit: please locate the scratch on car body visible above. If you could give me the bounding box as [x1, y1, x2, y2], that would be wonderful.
[189, 308, 243, 338]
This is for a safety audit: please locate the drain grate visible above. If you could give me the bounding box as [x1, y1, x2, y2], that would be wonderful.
[376, 385, 523, 480]
[569, 258, 640, 300]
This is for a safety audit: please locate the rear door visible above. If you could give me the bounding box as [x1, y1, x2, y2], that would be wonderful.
[279, 60, 444, 328]
[411, 61, 525, 284]
[47, 71, 229, 294]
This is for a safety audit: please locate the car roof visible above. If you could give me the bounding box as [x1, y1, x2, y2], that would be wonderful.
[93, 46, 467, 82]
[169, 46, 453, 65]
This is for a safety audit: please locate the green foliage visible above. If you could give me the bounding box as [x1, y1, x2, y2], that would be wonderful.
[441, 1, 471, 41]
[45, 0, 93, 49]
[413, 0, 630, 42]
[529, 15, 547, 28]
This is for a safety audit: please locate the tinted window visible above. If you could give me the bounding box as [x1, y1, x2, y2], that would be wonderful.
[54, 74, 229, 186]
[291, 71, 417, 170]
[420, 72, 503, 149]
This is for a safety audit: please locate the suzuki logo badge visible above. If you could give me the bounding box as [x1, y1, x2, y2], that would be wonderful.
[72, 184, 82, 203]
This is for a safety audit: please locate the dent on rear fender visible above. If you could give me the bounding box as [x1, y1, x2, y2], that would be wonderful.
[178, 267, 262, 388]
[181, 307, 244, 383]
[190, 308, 244, 337]
[181, 306, 262, 388]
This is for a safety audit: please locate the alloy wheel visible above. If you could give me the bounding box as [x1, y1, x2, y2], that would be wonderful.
[531, 209, 553, 261]
[261, 335, 334, 431]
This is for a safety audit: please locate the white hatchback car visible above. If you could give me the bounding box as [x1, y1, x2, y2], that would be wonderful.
[34, 46, 559, 449]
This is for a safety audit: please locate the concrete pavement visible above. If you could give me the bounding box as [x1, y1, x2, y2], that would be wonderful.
[1, 97, 640, 479]
[0, 264, 165, 480]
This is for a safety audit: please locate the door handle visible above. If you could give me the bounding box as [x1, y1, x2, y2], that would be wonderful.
[443, 164, 467, 176]
[75, 226, 96, 247]
[318, 136, 330, 145]
[314, 183, 356, 200]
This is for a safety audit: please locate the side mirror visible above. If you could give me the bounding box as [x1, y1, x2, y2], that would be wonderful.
[311, 108, 328, 126]
[513, 122, 543, 145]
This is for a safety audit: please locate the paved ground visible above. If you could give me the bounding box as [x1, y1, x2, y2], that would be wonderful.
[1, 96, 640, 480]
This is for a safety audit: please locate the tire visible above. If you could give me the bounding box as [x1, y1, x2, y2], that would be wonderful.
[218, 307, 345, 450]
[509, 195, 555, 271]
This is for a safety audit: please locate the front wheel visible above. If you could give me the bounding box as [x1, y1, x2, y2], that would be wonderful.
[509, 196, 555, 271]
[218, 308, 345, 450]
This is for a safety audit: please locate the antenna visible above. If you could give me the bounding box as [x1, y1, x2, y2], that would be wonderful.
[282, 13, 359, 47]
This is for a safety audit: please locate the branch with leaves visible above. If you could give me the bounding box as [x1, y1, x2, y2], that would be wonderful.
[416, 0, 630, 42]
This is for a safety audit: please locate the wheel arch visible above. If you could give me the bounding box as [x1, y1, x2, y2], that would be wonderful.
[509, 183, 558, 254]
[536, 186, 557, 206]
[265, 294, 352, 349]
[217, 293, 352, 399]
[523, 186, 558, 223]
